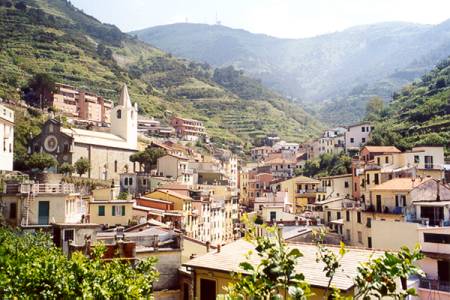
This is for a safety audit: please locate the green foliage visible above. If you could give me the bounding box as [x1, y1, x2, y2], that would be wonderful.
[354, 246, 424, 299]
[117, 191, 129, 200]
[74, 157, 90, 176]
[0, 227, 159, 298]
[367, 57, 450, 157]
[26, 152, 57, 171]
[130, 147, 166, 173]
[58, 162, 74, 175]
[365, 96, 384, 121]
[302, 153, 351, 177]
[226, 218, 424, 300]
[27, 73, 56, 108]
[226, 216, 310, 299]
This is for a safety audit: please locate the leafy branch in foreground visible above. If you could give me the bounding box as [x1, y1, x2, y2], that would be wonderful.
[223, 214, 424, 300]
[224, 214, 310, 299]
[354, 245, 424, 299]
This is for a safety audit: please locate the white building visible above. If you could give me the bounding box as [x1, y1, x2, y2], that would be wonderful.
[0, 104, 14, 171]
[345, 122, 373, 151]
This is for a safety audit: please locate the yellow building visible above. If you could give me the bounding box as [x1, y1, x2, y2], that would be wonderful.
[89, 187, 133, 227]
[274, 176, 322, 213]
[182, 239, 384, 299]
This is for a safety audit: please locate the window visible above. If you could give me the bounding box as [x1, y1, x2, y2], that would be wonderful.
[424, 233, 450, 244]
[116, 109, 122, 119]
[346, 229, 351, 241]
[362, 137, 366, 143]
[368, 237, 372, 248]
[374, 174, 379, 185]
[114, 160, 118, 172]
[98, 205, 105, 216]
[327, 211, 331, 222]
[357, 231, 362, 243]
[337, 212, 341, 219]
[64, 229, 74, 242]
[350, 137, 354, 143]
[425, 156, 434, 169]
[377, 157, 380, 165]
[414, 155, 420, 164]
[121, 205, 126, 216]
[129, 177, 133, 185]
[63, 143, 70, 153]
[124, 178, 129, 186]
[270, 211, 276, 221]
[366, 174, 370, 185]
[362, 127, 365, 132]
[395, 195, 406, 207]
[357, 212, 361, 223]
[9, 203, 16, 219]
[344, 181, 349, 188]
[346, 210, 350, 221]
[385, 156, 389, 164]
[366, 217, 372, 228]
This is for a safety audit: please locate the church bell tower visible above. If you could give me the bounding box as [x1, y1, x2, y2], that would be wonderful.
[110, 84, 138, 150]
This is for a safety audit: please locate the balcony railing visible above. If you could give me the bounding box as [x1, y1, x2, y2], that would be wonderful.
[4, 183, 76, 194]
[296, 187, 326, 194]
[419, 278, 450, 293]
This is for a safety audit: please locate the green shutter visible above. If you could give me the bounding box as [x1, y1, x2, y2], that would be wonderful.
[122, 205, 126, 216]
[112, 206, 116, 216]
[98, 205, 105, 216]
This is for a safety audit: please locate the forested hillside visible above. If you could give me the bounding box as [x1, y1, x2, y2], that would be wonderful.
[0, 0, 322, 148]
[368, 57, 450, 157]
[133, 22, 450, 125]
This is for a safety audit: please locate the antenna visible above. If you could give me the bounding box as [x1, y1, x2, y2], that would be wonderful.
[215, 12, 221, 25]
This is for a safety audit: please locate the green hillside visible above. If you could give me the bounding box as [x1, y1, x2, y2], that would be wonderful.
[0, 0, 322, 148]
[368, 57, 450, 157]
[133, 22, 450, 126]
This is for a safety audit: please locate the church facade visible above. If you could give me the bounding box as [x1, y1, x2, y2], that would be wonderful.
[29, 85, 138, 181]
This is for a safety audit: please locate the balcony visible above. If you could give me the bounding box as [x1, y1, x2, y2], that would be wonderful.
[3, 183, 76, 195]
[419, 278, 450, 294]
[364, 204, 404, 215]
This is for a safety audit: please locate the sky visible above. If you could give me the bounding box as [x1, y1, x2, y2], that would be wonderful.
[71, 0, 450, 39]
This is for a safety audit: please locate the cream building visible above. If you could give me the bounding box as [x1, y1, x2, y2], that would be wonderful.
[156, 154, 193, 185]
[88, 187, 134, 227]
[319, 174, 352, 200]
[29, 84, 138, 181]
[0, 104, 14, 171]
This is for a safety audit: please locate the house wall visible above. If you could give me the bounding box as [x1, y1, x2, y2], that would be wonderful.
[0, 105, 14, 171]
[137, 249, 181, 291]
[89, 202, 133, 226]
[157, 156, 180, 178]
[345, 123, 372, 150]
[371, 220, 419, 250]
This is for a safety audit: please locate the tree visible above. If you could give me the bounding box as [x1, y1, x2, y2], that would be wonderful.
[59, 163, 74, 176]
[0, 227, 159, 298]
[130, 148, 166, 173]
[27, 73, 56, 109]
[226, 219, 424, 299]
[74, 157, 90, 177]
[365, 96, 384, 119]
[26, 152, 57, 171]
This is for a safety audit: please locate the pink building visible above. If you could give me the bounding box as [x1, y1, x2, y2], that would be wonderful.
[170, 116, 206, 141]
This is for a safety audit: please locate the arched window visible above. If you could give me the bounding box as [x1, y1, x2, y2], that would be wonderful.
[116, 110, 121, 119]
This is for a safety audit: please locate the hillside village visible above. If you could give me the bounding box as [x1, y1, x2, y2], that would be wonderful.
[1, 0, 450, 299]
[0, 73, 449, 299]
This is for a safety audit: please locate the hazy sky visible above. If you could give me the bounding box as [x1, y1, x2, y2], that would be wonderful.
[71, 0, 450, 38]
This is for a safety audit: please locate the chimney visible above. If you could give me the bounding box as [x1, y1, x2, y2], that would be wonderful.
[206, 241, 211, 253]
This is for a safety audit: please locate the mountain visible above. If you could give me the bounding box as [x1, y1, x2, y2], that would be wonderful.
[368, 57, 450, 157]
[0, 0, 323, 149]
[132, 21, 450, 125]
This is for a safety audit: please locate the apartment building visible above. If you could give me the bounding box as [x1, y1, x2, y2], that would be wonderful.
[0, 104, 14, 171]
[170, 116, 206, 141]
[157, 154, 194, 186]
[345, 122, 373, 151]
[319, 174, 352, 200]
[51, 83, 113, 124]
[89, 187, 134, 227]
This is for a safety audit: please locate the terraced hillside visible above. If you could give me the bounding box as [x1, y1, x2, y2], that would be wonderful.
[0, 0, 323, 147]
[369, 57, 450, 157]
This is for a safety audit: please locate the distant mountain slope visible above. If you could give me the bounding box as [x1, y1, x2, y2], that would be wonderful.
[0, 0, 322, 148]
[132, 21, 450, 125]
[369, 57, 450, 157]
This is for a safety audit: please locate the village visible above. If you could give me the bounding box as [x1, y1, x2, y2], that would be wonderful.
[0, 82, 449, 299]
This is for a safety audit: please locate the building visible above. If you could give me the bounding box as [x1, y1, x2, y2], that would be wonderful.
[1, 181, 85, 227]
[29, 84, 138, 181]
[0, 104, 14, 171]
[51, 83, 113, 125]
[345, 122, 373, 151]
[264, 157, 296, 179]
[170, 116, 206, 141]
[319, 174, 352, 200]
[88, 187, 134, 227]
[182, 239, 385, 299]
[250, 146, 274, 161]
[137, 117, 175, 137]
[157, 154, 194, 185]
[119, 172, 152, 196]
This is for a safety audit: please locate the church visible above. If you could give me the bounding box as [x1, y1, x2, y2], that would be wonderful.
[29, 84, 138, 181]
